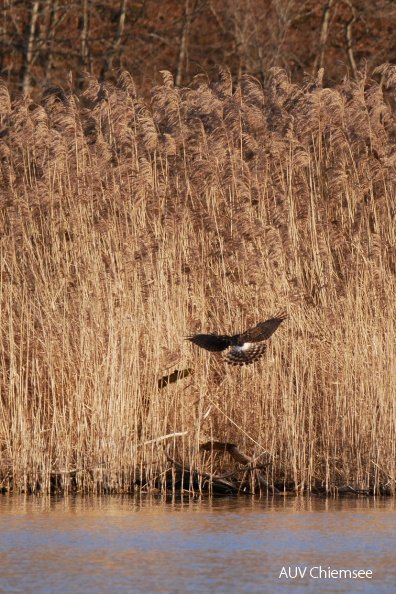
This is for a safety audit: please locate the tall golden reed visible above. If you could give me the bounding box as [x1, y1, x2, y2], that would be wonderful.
[0, 64, 395, 494]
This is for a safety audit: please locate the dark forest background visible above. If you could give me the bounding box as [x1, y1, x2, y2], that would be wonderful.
[1, 0, 396, 96]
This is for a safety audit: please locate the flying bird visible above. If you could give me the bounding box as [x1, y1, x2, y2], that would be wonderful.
[186, 314, 286, 366]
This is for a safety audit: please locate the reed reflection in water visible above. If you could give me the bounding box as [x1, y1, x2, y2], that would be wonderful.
[0, 495, 395, 593]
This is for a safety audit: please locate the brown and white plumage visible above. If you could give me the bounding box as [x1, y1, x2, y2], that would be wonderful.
[186, 314, 286, 366]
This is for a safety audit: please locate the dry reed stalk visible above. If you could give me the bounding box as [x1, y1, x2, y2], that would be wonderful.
[0, 66, 395, 495]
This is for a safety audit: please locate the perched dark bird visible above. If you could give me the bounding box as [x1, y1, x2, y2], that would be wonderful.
[186, 314, 286, 366]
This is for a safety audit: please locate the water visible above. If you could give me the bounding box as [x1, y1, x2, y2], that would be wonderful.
[0, 495, 395, 593]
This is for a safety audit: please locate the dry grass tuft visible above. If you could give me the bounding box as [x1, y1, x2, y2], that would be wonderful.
[0, 66, 395, 495]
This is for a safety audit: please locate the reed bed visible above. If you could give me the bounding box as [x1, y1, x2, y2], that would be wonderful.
[0, 65, 395, 495]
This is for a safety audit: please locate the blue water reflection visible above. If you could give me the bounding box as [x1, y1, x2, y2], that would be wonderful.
[0, 495, 395, 593]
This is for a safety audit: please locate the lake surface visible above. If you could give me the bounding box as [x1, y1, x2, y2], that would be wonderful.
[0, 494, 395, 593]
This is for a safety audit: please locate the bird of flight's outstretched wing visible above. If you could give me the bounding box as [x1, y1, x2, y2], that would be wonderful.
[185, 333, 232, 352]
[239, 314, 287, 344]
